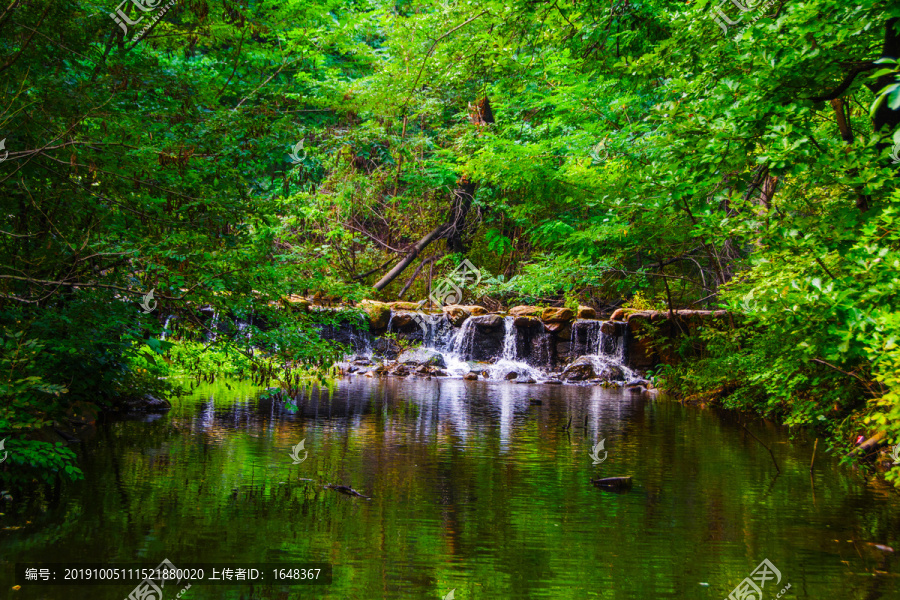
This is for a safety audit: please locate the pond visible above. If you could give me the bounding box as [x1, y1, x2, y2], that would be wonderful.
[2, 378, 899, 599]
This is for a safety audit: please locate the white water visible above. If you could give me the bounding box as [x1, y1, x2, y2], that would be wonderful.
[353, 310, 633, 383]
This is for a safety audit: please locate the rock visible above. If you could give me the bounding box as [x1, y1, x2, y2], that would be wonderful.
[597, 365, 626, 381]
[398, 348, 446, 368]
[517, 377, 536, 384]
[625, 378, 649, 387]
[625, 313, 656, 370]
[463, 372, 479, 381]
[504, 371, 518, 380]
[391, 364, 411, 376]
[541, 307, 574, 323]
[373, 337, 402, 361]
[282, 295, 311, 313]
[360, 300, 391, 329]
[433, 369, 448, 377]
[470, 314, 503, 329]
[442, 305, 471, 327]
[546, 321, 571, 340]
[561, 357, 596, 381]
[364, 371, 376, 378]
[121, 394, 172, 412]
[390, 301, 423, 311]
[509, 305, 543, 318]
[577, 305, 597, 319]
[513, 315, 543, 329]
[544, 379, 563, 385]
[600, 320, 626, 336]
[610, 308, 628, 321]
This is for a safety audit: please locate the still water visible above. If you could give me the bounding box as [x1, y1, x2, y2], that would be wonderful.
[2, 377, 899, 599]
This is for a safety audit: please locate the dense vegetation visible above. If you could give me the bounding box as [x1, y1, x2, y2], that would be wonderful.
[1, 0, 899, 483]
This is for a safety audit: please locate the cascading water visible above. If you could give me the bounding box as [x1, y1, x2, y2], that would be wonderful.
[576, 320, 635, 381]
[344, 308, 637, 383]
[161, 315, 174, 341]
[484, 317, 544, 381]
[206, 310, 220, 343]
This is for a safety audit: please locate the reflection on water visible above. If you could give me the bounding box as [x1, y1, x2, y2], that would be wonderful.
[2, 377, 899, 599]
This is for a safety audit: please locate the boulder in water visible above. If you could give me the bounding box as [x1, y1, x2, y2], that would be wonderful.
[561, 357, 596, 381]
[517, 377, 536, 384]
[541, 307, 574, 323]
[504, 371, 519, 380]
[463, 372, 479, 381]
[577, 306, 597, 319]
[597, 365, 626, 382]
[120, 394, 172, 412]
[398, 348, 446, 368]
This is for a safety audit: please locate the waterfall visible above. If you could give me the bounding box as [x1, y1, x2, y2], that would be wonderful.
[578, 320, 635, 381]
[501, 316, 516, 361]
[161, 315, 174, 341]
[451, 317, 477, 359]
[206, 311, 220, 343]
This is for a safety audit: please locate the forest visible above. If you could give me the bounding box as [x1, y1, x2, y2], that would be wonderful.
[2, 2, 900, 591]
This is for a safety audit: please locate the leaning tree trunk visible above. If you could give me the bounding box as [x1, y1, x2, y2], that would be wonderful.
[371, 96, 494, 292]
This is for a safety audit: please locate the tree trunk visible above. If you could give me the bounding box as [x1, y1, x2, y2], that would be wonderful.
[373, 224, 447, 291]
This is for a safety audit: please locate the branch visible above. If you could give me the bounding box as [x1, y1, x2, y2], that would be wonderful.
[807, 63, 878, 102]
[400, 10, 489, 114]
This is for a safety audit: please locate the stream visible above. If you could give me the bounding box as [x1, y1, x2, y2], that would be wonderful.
[2, 378, 899, 599]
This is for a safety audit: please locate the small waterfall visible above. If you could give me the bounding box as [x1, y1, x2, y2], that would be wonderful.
[161, 315, 174, 341]
[206, 310, 220, 343]
[501, 316, 516, 361]
[573, 320, 635, 381]
[451, 317, 477, 359]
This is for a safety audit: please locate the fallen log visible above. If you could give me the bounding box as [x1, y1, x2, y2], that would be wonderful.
[324, 484, 371, 499]
[590, 476, 633, 491]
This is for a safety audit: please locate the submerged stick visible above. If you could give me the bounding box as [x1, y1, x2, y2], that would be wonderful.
[740, 421, 781, 474]
[809, 438, 818, 474]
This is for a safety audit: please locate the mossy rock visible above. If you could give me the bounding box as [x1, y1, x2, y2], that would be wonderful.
[360, 300, 391, 330]
[541, 307, 573, 323]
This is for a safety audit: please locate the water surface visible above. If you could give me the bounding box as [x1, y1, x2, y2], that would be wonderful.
[2, 377, 899, 599]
